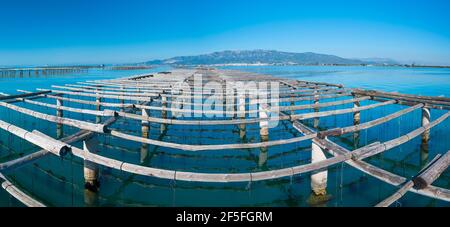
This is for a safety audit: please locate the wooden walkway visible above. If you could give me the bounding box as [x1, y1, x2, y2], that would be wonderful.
[0, 68, 449, 207]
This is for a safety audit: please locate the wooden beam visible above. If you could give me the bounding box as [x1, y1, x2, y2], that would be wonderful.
[0, 90, 51, 101]
[413, 151, 450, 189]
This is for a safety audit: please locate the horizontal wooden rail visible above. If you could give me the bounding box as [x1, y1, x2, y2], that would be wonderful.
[0, 173, 45, 207]
[352, 89, 450, 107]
[375, 152, 449, 207]
[0, 90, 51, 101]
[110, 129, 316, 151]
[0, 101, 106, 133]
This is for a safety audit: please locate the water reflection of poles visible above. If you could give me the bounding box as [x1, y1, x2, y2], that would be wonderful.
[84, 188, 99, 207]
[420, 108, 431, 168]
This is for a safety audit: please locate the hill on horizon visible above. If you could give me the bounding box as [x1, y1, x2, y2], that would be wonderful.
[144, 50, 398, 66]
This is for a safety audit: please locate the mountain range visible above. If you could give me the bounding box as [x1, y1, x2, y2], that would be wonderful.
[145, 50, 398, 66]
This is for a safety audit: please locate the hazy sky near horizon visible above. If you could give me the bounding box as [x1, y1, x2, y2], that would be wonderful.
[1, 0, 450, 66]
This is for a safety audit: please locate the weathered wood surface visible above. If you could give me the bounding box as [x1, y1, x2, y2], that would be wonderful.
[38, 88, 156, 102]
[0, 120, 71, 156]
[16, 91, 364, 116]
[23, 91, 135, 108]
[376, 153, 448, 207]
[44, 87, 350, 105]
[110, 129, 317, 151]
[0, 101, 106, 133]
[58, 84, 354, 106]
[413, 151, 450, 189]
[18, 89, 351, 109]
[0, 173, 45, 207]
[375, 181, 415, 207]
[9, 95, 381, 130]
[352, 88, 450, 103]
[352, 89, 450, 107]
[116, 99, 394, 126]
[18, 96, 116, 117]
[0, 130, 92, 171]
[0, 90, 51, 101]
[54, 84, 342, 98]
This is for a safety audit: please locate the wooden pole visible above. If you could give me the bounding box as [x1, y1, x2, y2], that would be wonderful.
[421, 108, 431, 141]
[414, 151, 450, 190]
[238, 89, 246, 140]
[1, 174, 45, 207]
[311, 142, 328, 196]
[84, 136, 100, 192]
[259, 104, 269, 167]
[120, 86, 125, 111]
[313, 90, 319, 128]
[95, 87, 102, 123]
[161, 95, 167, 133]
[420, 108, 431, 168]
[56, 98, 63, 139]
[290, 93, 295, 115]
[141, 109, 150, 164]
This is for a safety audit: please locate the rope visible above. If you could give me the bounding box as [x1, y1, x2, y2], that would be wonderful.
[246, 173, 253, 191]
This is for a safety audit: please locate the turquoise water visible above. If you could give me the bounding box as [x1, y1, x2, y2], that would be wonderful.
[221, 66, 450, 97]
[0, 66, 449, 207]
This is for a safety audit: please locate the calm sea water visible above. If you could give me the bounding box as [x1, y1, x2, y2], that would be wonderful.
[0, 66, 449, 207]
[221, 65, 450, 97]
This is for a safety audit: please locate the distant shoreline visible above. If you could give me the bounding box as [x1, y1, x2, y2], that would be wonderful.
[2, 63, 450, 70]
[170, 63, 450, 69]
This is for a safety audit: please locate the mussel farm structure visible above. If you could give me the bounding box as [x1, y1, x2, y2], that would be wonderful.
[0, 68, 449, 207]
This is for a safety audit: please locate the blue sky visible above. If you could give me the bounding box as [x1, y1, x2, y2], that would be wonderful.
[1, 0, 450, 66]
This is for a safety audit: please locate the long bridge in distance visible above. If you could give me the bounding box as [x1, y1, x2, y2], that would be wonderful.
[0, 68, 448, 207]
[0, 67, 90, 77]
[0, 65, 153, 78]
